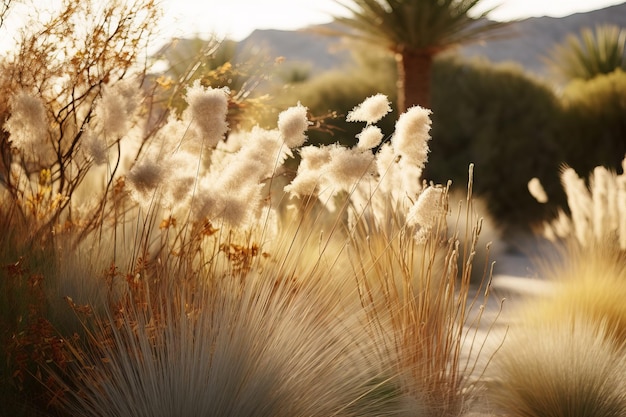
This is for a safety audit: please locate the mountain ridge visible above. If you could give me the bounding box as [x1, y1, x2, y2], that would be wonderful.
[234, 3, 626, 78]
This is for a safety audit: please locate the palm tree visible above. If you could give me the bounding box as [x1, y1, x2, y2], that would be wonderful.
[545, 24, 626, 83]
[325, 0, 507, 112]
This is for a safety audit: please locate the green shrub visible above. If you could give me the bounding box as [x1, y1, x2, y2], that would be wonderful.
[426, 56, 565, 231]
[557, 69, 626, 175]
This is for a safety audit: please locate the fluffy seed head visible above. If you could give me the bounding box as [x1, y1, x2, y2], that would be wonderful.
[191, 180, 220, 222]
[278, 103, 309, 148]
[127, 157, 166, 206]
[326, 146, 375, 191]
[284, 146, 332, 198]
[284, 169, 323, 199]
[393, 105, 432, 169]
[528, 177, 548, 203]
[82, 129, 108, 165]
[356, 125, 384, 150]
[241, 127, 291, 178]
[218, 158, 266, 191]
[407, 186, 444, 242]
[298, 145, 332, 171]
[591, 166, 618, 242]
[184, 81, 229, 148]
[95, 79, 141, 138]
[561, 167, 592, 246]
[346, 94, 391, 124]
[161, 151, 199, 207]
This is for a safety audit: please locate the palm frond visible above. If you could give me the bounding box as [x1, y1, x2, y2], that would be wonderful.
[545, 24, 626, 82]
[322, 0, 509, 53]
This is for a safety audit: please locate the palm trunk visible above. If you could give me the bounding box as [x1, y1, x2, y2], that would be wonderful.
[395, 50, 433, 113]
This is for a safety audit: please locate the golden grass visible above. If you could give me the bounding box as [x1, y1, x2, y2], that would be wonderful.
[526, 241, 626, 348]
[0, 5, 501, 410]
[487, 318, 626, 417]
[0, 2, 508, 416]
[20, 165, 496, 417]
[58, 286, 374, 416]
[345, 170, 497, 416]
[482, 220, 626, 415]
[50, 206, 401, 417]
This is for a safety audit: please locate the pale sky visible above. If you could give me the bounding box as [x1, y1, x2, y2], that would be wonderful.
[157, 0, 626, 42]
[1, 0, 625, 53]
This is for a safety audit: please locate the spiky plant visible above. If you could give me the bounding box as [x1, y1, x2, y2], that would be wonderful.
[322, 0, 508, 110]
[545, 24, 626, 83]
[54, 260, 390, 417]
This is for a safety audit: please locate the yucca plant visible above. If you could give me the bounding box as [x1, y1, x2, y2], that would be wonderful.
[322, 0, 508, 110]
[545, 24, 626, 83]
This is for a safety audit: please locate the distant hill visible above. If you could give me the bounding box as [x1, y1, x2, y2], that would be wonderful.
[459, 3, 626, 76]
[234, 23, 352, 75]
[234, 2, 626, 79]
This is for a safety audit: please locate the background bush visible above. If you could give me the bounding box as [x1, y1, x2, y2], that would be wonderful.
[426, 56, 566, 232]
[556, 69, 626, 176]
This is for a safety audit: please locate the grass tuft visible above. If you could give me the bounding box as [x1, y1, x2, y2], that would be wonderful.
[487, 318, 626, 417]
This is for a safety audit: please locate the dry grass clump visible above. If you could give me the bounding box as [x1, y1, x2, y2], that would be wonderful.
[525, 245, 626, 347]
[53, 245, 389, 417]
[525, 161, 626, 346]
[485, 248, 626, 415]
[487, 318, 626, 417]
[484, 159, 626, 416]
[345, 167, 496, 416]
